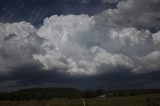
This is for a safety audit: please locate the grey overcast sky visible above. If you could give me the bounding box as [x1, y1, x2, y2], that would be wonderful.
[0, 0, 160, 91]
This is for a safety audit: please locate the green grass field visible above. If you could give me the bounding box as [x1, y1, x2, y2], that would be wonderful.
[0, 94, 160, 106]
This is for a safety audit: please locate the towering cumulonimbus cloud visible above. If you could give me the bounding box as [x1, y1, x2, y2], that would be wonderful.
[0, 0, 160, 76]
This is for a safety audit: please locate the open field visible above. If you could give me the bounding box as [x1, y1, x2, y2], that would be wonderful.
[0, 94, 160, 106]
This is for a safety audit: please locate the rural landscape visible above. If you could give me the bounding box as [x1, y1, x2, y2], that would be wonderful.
[0, 0, 160, 106]
[0, 87, 160, 106]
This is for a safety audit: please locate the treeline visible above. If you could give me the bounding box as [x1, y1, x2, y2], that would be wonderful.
[83, 89, 160, 98]
[0, 87, 82, 100]
[0, 87, 160, 100]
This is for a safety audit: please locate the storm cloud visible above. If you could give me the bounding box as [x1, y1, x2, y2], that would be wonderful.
[0, 0, 160, 90]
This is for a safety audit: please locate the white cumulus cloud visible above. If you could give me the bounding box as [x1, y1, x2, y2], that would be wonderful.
[152, 31, 160, 44]
[109, 28, 152, 46]
[0, 21, 42, 72]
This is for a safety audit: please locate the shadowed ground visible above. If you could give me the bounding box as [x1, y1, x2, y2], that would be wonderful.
[0, 94, 160, 106]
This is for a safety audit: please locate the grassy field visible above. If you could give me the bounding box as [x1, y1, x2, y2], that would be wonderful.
[0, 94, 160, 106]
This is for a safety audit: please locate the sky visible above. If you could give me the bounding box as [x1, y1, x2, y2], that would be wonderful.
[0, 0, 160, 91]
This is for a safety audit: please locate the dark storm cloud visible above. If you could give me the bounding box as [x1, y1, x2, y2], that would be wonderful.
[1, 65, 160, 91]
[0, 0, 116, 25]
[0, 64, 77, 91]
